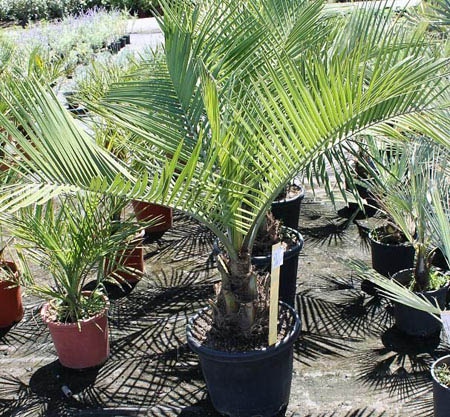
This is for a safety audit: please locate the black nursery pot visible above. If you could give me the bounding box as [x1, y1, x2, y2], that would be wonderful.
[392, 269, 448, 337]
[431, 355, 450, 417]
[252, 228, 304, 307]
[270, 185, 305, 230]
[186, 302, 301, 417]
[369, 227, 415, 278]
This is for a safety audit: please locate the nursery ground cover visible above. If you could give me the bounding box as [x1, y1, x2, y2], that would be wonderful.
[0, 193, 445, 417]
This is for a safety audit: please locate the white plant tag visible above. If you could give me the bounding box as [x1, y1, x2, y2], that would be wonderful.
[271, 244, 284, 270]
[441, 311, 450, 343]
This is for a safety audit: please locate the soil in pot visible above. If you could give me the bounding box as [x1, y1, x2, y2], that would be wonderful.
[392, 269, 448, 337]
[270, 183, 305, 230]
[186, 302, 301, 417]
[0, 260, 24, 328]
[431, 355, 450, 417]
[41, 294, 110, 369]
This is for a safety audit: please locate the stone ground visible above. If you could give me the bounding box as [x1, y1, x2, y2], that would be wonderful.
[1, 16, 447, 417]
[1, 191, 448, 417]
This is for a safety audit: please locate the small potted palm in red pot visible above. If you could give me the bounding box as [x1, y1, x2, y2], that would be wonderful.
[7, 193, 142, 369]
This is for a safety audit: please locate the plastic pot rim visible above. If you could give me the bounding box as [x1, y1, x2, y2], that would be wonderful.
[186, 301, 301, 362]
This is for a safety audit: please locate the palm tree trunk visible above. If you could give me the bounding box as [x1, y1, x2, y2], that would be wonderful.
[217, 252, 261, 334]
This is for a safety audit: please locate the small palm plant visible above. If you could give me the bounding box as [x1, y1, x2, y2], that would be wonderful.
[361, 137, 448, 291]
[2, 193, 143, 323]
[351, 140, 450, 314]
[0, 0, 449, 346]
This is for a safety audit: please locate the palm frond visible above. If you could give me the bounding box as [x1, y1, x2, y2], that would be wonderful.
[348, 259, 443, 315]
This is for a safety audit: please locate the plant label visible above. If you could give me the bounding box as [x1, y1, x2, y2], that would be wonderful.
[269, 243, 283, 346]
[441, 311, 450, 343]
[271, 244, 284, 269]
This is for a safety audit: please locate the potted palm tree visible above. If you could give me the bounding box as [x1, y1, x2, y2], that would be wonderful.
[357, 137, 450, 336]
[3, 193, 143, 369]
[351, 155, 450, 414]
[0, 0, 448, 413]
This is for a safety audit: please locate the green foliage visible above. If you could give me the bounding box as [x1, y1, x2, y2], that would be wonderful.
[358, 136, 450, 291]
[436, 363, 450, 387]
[0, 0, 157, 23]
[1, 8, 129, 80]
[1, 0, 449, 340]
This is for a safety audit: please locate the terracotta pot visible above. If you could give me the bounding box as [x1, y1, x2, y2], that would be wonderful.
[131, 200, 173, 240]
[0, 261, 24, 328]
[104, 242, 144, 284]
[41, 295, 110, 369]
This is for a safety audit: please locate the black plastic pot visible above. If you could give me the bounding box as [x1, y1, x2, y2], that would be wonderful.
[369, 227, 415, 278]
[392, 269, 448, 337]
[108, 41, 121, 54]
[270, 185, 305, 230]
[431, 355, 450, 417]
[433, 248, 450, 270]
[186, 302, 301, 417]
[123, 34, 131, 45]
[252, 228, 304, 307]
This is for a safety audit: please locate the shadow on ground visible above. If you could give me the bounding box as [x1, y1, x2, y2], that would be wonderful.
[0, 200, 444, 416]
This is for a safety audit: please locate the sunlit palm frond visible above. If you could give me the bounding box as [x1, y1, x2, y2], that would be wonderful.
[348, 259, 443, 315]
[0, 77, 153, 208]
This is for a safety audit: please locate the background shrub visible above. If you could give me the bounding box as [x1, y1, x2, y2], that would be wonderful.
[0, 0, 159, 24]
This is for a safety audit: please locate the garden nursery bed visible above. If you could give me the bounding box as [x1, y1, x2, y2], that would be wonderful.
[0, 194, 445, 417]
[1, 1, 449, 416]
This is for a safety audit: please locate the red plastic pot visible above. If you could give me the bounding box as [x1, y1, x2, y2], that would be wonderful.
[0, 261, 24, 328]
[104, 242, 144, 284]
[41, 296, 110, 369]
[131, 200, 173, 240]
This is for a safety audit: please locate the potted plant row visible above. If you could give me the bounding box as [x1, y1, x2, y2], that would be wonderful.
[351, 150, 450, 414]
[360, 137, 450, 336]
[0, 0, 448, 414]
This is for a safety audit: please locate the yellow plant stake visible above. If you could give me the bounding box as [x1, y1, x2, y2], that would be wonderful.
[269, 242, 284, 346]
